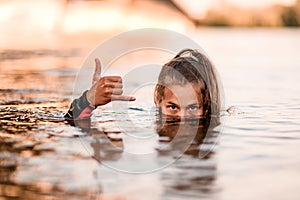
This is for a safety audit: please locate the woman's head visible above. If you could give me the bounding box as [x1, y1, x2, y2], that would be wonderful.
[154, 49, 221, 124]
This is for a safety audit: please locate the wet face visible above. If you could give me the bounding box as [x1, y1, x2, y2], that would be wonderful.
[159, 83, 203, 117]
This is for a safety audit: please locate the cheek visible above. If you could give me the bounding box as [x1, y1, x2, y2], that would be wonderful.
[200, 107, 204, 115]
[196, 107, 204, 116]
[161, 106, 168, 114]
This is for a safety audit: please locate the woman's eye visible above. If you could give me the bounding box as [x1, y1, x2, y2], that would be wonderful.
[167, 105, 178, 110]
[188, 105, 199, 111]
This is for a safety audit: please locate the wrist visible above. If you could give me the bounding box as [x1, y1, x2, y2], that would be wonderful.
[86, 90, 94, 106]
[84, 90, 96, 108]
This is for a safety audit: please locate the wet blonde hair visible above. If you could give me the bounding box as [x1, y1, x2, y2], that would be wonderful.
[154, 49, 221, 125]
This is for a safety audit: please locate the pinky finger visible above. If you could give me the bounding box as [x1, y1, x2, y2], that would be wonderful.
[111, 95, 136, 101]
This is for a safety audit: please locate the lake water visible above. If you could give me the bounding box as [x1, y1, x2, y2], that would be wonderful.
[1, 28, 300, 200]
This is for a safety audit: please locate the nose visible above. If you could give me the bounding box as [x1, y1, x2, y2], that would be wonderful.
[178, 110, 185, 118]
[178, 109, 191, 118]
[178, 109, 199, 118]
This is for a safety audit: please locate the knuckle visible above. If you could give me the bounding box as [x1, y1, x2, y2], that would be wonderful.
[100, 81, 109, 88]
[104, 88, 111, 93]
[99, 83, 105, 88]
[116, 77, 122, 82]
[106, 96, 112, 101]
[103, 79, 108, 84]
[99, 78, 105, 85]
[114, 89, 123, 94]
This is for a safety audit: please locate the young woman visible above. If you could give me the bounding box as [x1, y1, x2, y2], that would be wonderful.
[65, 49, 221, 127]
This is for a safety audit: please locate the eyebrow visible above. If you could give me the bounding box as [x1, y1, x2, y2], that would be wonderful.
[166, 102, 179, 106]
[188, 103, 199, 106]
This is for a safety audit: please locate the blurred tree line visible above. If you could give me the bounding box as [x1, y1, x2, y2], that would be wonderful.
[281, 0, 300, 26]
[196, 0, 300, 27]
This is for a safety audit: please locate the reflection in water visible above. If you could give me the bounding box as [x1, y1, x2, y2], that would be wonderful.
[155, 115, 218, 198]
[70, 111, 219, 198]
[156, 115, 211, 156]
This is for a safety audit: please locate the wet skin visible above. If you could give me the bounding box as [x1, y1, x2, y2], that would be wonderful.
[159, 83, 203, 118]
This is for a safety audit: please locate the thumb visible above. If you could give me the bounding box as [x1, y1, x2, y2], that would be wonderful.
[92, 58, 101, 84]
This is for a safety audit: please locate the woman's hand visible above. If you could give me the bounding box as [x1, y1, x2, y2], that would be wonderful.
[86, 58, 135, 107]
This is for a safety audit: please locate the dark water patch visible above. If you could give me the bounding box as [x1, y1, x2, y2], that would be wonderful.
[0, 107, 39, 134]
[0, 89, 53, 94]
[0, 182, 102, 200]
[0, 82, 72, 105]
[0, 49, 80, 61]
[162, 160, 218, 199]
[0, 105, 69, 138]
[128, 107, 146, 111]
[0, 98, 71, 106]
[0, 151, 17, 169]
[0, 102, 93, 198]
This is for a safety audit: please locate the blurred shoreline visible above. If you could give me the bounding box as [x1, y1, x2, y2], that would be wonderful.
[197, 0, 300, 27]
[0, 0, 299, 51]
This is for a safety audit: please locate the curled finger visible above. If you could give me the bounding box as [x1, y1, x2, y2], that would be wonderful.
[111, 88, 123, 95]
